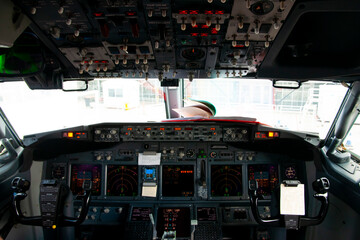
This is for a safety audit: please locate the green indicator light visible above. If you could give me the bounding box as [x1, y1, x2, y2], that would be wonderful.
[0, 54, 6, 74]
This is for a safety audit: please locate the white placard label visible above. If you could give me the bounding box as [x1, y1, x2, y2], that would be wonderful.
[142, 184, 157, 197]
[138, 152, 161, 165]
[280, 183, 305, 216]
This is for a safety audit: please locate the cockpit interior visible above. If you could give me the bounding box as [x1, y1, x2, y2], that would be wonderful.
[0, 0, 359, 240]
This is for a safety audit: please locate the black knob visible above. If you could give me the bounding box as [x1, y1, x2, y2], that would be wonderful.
[11, 177, 30, 193]
[312, 177, 330, 194]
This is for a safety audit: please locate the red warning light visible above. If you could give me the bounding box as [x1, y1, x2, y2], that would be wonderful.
[215, 10, 224, 15]
[201, 24, 209, 29]
[234, 44, 245, 48]
[179, 10, 188, 14]
[192, 24, 199, 28]
[93, 13, 103, 17]
[211, 28, 218, 34]
[125, 11, 136, 16]
[201, 33, 209, 37]
[204, 10, 214, 14]
[190, 33, 199, 37]
[189, 10, 199, 15]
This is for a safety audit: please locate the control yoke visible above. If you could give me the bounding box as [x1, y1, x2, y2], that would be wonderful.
[249, 177, 330, 229]
[11, 177, 92, 228]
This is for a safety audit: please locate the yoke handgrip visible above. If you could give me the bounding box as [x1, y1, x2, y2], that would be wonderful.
[11, 177, 92, 227]
[249, 178, 330, 229]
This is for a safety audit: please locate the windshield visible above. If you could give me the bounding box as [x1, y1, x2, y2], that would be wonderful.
[0, 78, 347, 139]
[0, 78, 166, 138]
[184, 79, 347, 138]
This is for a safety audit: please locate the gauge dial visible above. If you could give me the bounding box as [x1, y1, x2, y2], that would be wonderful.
[186, 149, 195, 158]
[285, 166, 297, 179]
[210, 151, 217, 158]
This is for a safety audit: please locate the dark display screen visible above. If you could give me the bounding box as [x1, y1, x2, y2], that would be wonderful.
[248, 164, 279, 196]
[131, 207, 152, 221]
[162, 165, 194, 197]
[70, 164, 101, 196]
[211, 165, 242, 197]
[156, 208, 191, 238]
[197, 207, 217, 221]
[106, 165, 138, 196]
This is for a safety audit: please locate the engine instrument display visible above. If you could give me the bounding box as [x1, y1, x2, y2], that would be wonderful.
[211, 165, 242, 197]
[131, 207, 152, 221]
[106, 165, 138, 197]
[162, 165, 194, 197]
[70, 164, 101, 196]
[248, 164, 279, 196]
[156, 208, 191, 238]
[197, 207, 217, 221]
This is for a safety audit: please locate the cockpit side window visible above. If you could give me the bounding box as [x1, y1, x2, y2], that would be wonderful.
[0, 108, 22, 169]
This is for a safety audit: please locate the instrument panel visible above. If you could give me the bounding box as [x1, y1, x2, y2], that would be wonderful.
[37, 122, 308, 239]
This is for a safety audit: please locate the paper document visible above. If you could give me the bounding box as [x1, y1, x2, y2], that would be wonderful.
[138, 152, 161, 165]
[280, 183, 305, 216]
[142, 183, 157, 197]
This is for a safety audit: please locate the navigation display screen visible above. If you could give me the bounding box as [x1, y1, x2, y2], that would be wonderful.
[162, 165, 194, 197]
[131, 207, 152, 221]
[197, 207, 217, 221]
[211, 165, 242, 197]
[248, 164, 279, 196]
[156, 208, 191, 238]
[70, 164, 101, 196]
[106, 165, 138, 196]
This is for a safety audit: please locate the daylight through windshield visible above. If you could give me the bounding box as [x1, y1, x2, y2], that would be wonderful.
[0, 78, 347, 139]
[185, 79, 347, 138]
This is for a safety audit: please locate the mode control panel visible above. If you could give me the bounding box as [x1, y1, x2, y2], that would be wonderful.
[121, 125, 222, 141]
